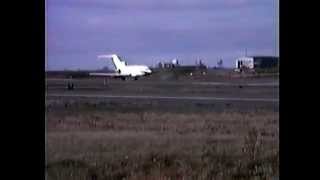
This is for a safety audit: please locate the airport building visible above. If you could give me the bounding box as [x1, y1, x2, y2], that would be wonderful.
[236, 56, 279, 69]
[158, 59, 180, 69]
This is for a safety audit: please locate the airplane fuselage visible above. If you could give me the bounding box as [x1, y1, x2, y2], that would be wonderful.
[117, 65, 152, 77]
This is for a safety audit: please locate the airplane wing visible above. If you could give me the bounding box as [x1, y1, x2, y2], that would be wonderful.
[89, 72, 126, 77]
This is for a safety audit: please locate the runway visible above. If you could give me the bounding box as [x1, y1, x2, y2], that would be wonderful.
[47, 93, 278, 103]
[191, 82, 278, 86]
[47, 78, 279, 87]
[46, 77, 278, 111]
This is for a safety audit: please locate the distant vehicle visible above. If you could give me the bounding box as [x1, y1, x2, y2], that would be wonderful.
[89, 54, 152, 80]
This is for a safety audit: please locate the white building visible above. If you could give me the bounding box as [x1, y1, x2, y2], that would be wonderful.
[236, 56, 279, 69]
[236, 57, 254, 69]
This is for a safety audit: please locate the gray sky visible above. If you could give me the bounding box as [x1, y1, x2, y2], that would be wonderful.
[47, 0, 278, 70]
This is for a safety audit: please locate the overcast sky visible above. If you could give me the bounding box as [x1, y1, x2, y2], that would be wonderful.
[46, 0, 278, 70]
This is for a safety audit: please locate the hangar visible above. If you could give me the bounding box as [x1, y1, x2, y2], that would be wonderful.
[236, 56, 279, 70]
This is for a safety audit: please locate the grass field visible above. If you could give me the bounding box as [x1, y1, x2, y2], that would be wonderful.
[46, 101, 279, 180]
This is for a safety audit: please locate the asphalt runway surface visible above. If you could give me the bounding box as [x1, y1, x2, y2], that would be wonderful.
[46, 77, 279, 111]
[47, 94, 278, 102]
[46, 77, 279, 98]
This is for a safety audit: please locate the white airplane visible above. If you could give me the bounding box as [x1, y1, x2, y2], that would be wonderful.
[89, 54, 152, 80]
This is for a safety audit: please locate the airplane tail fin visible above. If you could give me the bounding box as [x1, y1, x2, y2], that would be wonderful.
[98, 54, 126, 72]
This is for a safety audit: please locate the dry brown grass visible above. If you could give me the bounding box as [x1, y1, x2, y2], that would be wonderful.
[46, 109, 278, 180]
